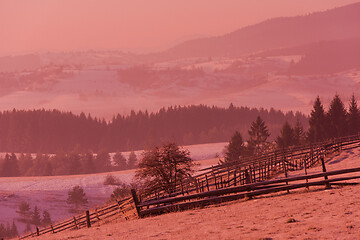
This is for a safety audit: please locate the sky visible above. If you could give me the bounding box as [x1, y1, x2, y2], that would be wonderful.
[1, 0, 360, 56]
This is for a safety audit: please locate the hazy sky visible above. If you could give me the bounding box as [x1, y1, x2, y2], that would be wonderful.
[1, 0, 359, 56]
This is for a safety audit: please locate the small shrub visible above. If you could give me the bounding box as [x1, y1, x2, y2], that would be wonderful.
[110, 183, 131, 200]
[17, 201, 31, 218]
[103, 174, 119, 186]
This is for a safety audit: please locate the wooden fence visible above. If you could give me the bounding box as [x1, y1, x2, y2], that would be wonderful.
[138, 135, 360, 215]
[141, 134, 360, 202]
[18, 133, 360, 239]
[135, 165, 360, 217]
[19, 197, 137, 239]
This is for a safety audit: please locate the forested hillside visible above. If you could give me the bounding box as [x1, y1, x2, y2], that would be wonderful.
[0, 105, 307, 153]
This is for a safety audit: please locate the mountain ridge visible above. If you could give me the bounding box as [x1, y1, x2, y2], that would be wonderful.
[148, 2, 360, 61]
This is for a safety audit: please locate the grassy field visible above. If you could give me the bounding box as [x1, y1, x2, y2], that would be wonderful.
[33, 148, 360, 239]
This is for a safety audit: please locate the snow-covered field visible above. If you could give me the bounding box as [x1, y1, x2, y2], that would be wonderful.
[119, 142, 226, 161]
[0, 142, 225, 235]
[1, 55, 360, 119]
[36, 147, 360, 240]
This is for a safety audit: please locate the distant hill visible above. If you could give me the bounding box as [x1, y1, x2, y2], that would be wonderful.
[257, 38, 360, 75]
[149, 2, 360, 61]
[289, 38, 360, 75]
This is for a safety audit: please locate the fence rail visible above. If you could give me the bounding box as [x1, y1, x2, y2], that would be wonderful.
[142, 134, 360, 202]
[19, 197, 136, 239]
[135, 134, 360, 216]
[136, 166, 360, 217]
[18, 133, 360, 239]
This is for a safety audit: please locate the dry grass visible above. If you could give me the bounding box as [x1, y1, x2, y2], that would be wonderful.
[35, 149, 360, 240]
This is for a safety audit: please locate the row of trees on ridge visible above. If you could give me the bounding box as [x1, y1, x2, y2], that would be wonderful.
[0, 151, 138, 177]
[0, 105, 306, 153]
[224, 94, 360, 162]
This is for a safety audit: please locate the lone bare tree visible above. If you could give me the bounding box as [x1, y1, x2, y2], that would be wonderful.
[135, 143, 196, 195]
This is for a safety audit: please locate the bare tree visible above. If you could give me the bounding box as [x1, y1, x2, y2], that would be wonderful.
[135, 143, 196, 195]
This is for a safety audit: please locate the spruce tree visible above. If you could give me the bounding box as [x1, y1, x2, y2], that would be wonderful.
[308, 96, 327, 142]
[224, 131, 244, 162]
[10, 153, 20, 176]
[347, 94, 360, 135]
[42, 210, 52, 226]
[18, 153, 34, 176]
[5, 222, 11, 238]
[293, 119, 305, 146]
[248, 116, 270, 155]
[113, 152, 128, 170]
[11, 221, 18, 238]
[127, 151, 138, 169]
[276, 121, 294, 148]
[95, 151, 112, 172]
[66, 186, 88, 210]
[327, 94, 347, 138]
[1, 153, 20, 177]
[0, 223, 5, 238]
[84, 153, 95, 173]
[31, 206, 41, 226]
[69, 153, 82, 175]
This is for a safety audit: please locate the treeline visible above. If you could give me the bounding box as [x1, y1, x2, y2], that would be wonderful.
[272, 94, 360, 147]
[224, 94, 360, 162]
[0, 105, 307, 153]
[307, 94, 360, 142]
[0, 221, 18, 239]
[0, 151, 137, 177]
[17, 201, 52, 234]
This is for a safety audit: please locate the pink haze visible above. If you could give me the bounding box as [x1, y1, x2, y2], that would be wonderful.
[0, 0, 359, 55]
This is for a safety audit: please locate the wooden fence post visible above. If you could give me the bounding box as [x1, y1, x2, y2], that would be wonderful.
[205, 175, 210, 191]
[51, 225, 55, 233]
[252, 165, 256, 183]
[36, 226, 40, 236]
[195, 180, 199, 193]
[86, 210, 91, 228]
[245, 168, 251, 184]
[258, 161, 261, 181]
[214, 176, 218, 189]
[181, 180, 184, 195]
[282, 151, 289, 193]
[321, 157, 331, 189]
[95, 208, 100, 220]
[228, 171, 231, 187]
[131, 189, 142, 218]
[233, 170, 237, 186]
[73, 216, 79, 230]
[304, 157, 309, 189]
[274, 152, 277, 173]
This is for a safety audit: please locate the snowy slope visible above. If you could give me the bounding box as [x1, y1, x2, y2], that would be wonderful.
[0, 142, 225, 234]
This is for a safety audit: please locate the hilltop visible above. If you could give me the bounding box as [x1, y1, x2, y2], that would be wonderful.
[151, 2, 360, 60]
